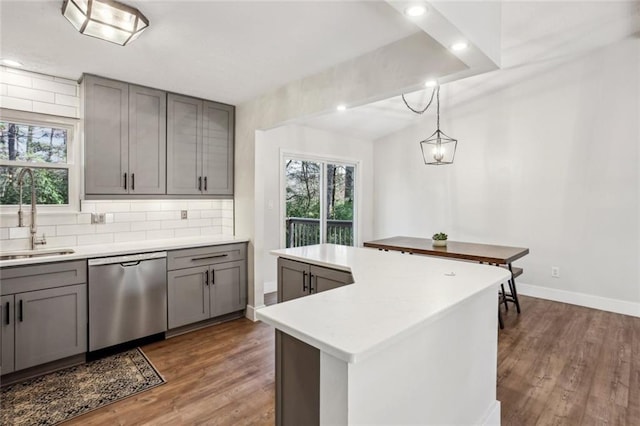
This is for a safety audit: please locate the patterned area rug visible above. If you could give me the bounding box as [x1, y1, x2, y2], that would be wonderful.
[1, 348, 165, 425]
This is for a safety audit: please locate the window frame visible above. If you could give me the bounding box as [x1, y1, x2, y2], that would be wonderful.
[0, 108, 80, 213]
[280, 150, 360, 248]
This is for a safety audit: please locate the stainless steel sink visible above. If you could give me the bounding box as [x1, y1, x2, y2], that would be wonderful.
[0, 248, 75, 261]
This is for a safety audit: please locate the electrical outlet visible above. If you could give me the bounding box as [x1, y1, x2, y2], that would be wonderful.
[91, 213, 106, 224]
[551, 266, 560, 278]
[181, 210, 188, 220]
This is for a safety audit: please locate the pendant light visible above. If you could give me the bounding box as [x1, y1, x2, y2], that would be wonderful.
[419, 87, 457, 165]
[402, 85, 458, 165]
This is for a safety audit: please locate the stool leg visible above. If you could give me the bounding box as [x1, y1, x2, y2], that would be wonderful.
[501, 283, 509, 311]
[508, 264, 522, 314]
[498, 309, 504, 329]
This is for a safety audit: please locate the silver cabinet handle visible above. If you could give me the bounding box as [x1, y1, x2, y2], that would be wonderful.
[191, 254, 228, 261]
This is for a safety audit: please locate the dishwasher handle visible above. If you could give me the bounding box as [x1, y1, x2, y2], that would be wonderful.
[88, 251, 167, 266]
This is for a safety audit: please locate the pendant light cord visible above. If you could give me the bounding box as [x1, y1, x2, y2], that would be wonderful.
[402, 86, 437, 114]
[436, 86, 440, 130]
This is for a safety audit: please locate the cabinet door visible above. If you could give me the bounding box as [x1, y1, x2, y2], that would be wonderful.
[276, 330, 320, 426]
[129, 85, 166, 194]
[168, 266, 210, 329]
[14, 284, 87, 371]
[310, 265, 354, 294]
[210, 260, 246, 317]
[202, 101, 234, 195]
[277, 258, 309, 303]
[1, 295, 14, 375]
[84, 75, 129, 194]
[167, 94, 203, 195]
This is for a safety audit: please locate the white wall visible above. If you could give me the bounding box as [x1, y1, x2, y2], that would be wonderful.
[373, 39, 640, 312]
[255, 125, 374, 294]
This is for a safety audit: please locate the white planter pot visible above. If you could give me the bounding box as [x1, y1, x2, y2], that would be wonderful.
[432, 240, 447, 247]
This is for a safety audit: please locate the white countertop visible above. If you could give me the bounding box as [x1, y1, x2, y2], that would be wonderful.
[256, 244, 511, 363]
[0, 235, 249, 267]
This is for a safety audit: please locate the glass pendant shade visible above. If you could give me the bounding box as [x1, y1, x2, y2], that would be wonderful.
[420, 129, 457, 165]
[62, 0, 149, 46]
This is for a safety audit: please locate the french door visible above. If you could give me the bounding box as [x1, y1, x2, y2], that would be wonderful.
[284, 157, 356, 248]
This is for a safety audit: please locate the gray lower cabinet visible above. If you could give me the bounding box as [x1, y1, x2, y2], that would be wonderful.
[0, 260, 87, 375]
[1, 295, 15, 375]
[15, 285, 87, 371]
[276, 330, 320, 426]
[167, 94, 234, 196]
[84, 74, 167, 196]
[277, 258, 354, 303]
[167, 244, 247, 329]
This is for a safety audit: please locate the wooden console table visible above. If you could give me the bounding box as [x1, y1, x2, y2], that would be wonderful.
[364, 236, 529, 327]
[363, 236, 529, 265]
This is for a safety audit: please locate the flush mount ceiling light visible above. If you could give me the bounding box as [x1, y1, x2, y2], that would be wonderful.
[61, 0, 149, 46]
[424, 79, 437, 88]
[336, 104, 347, 112]
[404, 5, 427, 17]
[402, 86, 458, 165]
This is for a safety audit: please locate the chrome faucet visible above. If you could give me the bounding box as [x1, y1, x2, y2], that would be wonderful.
[17, 167, 46, 250]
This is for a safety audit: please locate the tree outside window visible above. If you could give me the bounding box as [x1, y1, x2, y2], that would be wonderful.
[0, 120, 70, 205]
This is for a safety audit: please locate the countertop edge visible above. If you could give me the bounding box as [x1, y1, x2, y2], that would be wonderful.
[0, 236, 249, 268]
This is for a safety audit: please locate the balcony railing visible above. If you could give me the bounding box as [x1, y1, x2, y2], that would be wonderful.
[286, 217, 354, 247]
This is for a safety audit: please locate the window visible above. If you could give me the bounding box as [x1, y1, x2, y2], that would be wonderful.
[283, 156, 357, 248]
[0, 110, 78, 209]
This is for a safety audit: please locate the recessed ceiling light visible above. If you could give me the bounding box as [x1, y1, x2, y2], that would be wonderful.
[404, 5, 427, 17]
[451, 41, 469, 52]
[424, 80, 438, 88]
[1, 59, 23, 67]
[336, 105, 347, 112]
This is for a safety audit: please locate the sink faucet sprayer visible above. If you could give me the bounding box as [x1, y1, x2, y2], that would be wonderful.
[16, 167, 46, 250]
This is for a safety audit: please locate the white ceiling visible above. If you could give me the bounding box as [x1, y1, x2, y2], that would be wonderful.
[297, 1, 640, 140]
[1, 1, 638, 139]
[0, 0, 420, 104]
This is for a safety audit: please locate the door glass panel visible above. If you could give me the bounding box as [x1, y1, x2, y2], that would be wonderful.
[285, 160, 321, 248]
[325, 164, 354, 246]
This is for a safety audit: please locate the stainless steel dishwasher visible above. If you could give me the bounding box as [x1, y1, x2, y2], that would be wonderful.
[88, 252, 167, 351]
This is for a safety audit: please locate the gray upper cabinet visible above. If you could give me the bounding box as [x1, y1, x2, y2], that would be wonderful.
[84, 75, 167, 196]
[128, 85, 167, 194]
[167, 95, 234, 196]
[202, 101, 234, 195]
[85, 75, 129, 195]
[166, 94, 202, 195]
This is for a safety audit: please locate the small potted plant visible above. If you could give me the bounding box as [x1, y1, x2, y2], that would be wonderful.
[432, 232, 448, 247]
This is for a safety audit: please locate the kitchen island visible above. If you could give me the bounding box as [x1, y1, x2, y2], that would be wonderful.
[256, 244, 511, 425]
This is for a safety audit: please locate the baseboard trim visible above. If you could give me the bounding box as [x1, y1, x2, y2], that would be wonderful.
[481, 400, 501, 426]
[518, 282, 640, 318]
[246, 304, 266, 322]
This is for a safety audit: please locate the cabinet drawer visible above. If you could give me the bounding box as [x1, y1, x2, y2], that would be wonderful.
[1, 260, 86, 295]
[168, 243, 246, 270]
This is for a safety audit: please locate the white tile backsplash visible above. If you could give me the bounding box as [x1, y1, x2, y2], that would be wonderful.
[77, 233, 113, 246]
[1, 199, 234, 250]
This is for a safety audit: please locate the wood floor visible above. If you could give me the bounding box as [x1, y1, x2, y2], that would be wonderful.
[66, 294, 639, 425]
